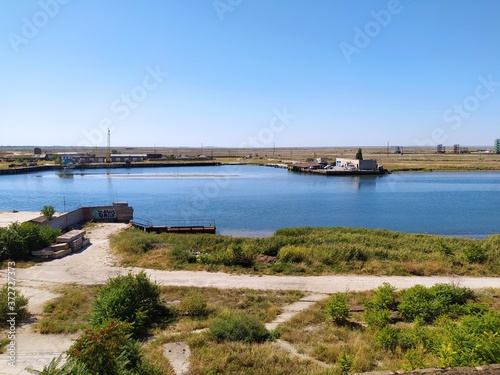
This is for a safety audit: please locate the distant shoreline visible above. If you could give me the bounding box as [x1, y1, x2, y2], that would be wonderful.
[3, 158, 500, 175]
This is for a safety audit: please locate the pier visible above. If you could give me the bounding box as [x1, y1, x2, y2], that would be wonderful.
[131, 219, 216, 234]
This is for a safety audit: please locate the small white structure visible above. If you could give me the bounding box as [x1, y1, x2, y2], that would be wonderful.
[335, 158, 378, 171]
[316, 157, 328, 165]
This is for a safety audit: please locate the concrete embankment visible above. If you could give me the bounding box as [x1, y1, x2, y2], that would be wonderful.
[0, 161, 221, 175]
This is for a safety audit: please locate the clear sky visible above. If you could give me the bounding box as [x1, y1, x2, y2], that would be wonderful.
[1, 0, 499, 148]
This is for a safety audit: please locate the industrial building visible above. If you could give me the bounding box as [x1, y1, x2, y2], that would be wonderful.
[335, 158, 378, 171]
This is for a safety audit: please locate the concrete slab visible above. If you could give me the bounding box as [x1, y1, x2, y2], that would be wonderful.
[163, 342, 190, 375]
[56, 230, 86, 243]
[0, 211, 41, 228]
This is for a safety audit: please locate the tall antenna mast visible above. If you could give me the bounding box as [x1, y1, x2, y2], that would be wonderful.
[105, 128, 111, 163]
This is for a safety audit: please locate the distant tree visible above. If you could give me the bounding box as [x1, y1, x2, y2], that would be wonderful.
[41, 205, 55, 220]
[355, 148, 363, 160]
[53, 155, 62, 165]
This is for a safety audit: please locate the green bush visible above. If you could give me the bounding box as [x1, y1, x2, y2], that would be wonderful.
[364, 305, 392, 329]
[198, 243, 254, 267]
[41, 205, 55, 220]
[0, 222, 61, 261]
[437, 310, 500, 367]
[376, 325, 401, 352]
[67, 321, 140, 375]
[0, 284, 29, 327]
[91, 272, 173, 337]
[208, 310, 271, 343]
[278, 245, 313, 264]
[364, 283, 397, 329]
[464, 243, 487, 264]
[169, 245, 197, 264]
[336, 352, 354, 375]
[373, 283, 398, 310]
[177, 293, 209, 317]
[398, 284, 473, 323]
[325, 293, 350, 324]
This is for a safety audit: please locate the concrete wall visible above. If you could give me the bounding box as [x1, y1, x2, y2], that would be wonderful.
[359, 159, 377, 170]
[43, 208, 84, 230]
[39, 202, 133, 230]
[82, 202, 133, 223]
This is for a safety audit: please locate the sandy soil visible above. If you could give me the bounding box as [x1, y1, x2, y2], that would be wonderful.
[0, 223, 499, 374]
[0, 212, 41, 228]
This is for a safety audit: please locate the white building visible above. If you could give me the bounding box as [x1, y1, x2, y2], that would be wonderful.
[335, 158, 378, 171]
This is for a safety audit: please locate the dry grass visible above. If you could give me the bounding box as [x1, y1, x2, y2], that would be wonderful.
[159, 286, 303, 336]
[35, 284, 101, 334]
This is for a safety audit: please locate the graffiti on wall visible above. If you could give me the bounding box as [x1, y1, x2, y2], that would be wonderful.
[92, 209, 116, 220]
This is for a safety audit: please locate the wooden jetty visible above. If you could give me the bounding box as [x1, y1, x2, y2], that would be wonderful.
[131, 219, 216, 234]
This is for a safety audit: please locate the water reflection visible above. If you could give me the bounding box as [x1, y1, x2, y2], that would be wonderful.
[57, 172, 74, 179]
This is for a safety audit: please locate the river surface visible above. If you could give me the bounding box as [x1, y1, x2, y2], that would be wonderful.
[0, 165, 499, 237]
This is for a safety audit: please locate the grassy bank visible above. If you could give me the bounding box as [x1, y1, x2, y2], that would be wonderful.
[110, 227, 500, 276]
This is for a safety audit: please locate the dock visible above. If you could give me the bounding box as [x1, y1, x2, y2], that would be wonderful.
[291, 168, 388, 176]
[287, 158, 389, 176]
[131, 219, 216, 234]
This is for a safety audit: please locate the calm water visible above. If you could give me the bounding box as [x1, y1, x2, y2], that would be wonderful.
[1, 165, 499, 237]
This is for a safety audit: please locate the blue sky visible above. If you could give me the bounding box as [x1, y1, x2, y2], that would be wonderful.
[1, 0, 499, 148]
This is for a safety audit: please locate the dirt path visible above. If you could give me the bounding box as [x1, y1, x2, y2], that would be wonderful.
[1, 223, 499, 374]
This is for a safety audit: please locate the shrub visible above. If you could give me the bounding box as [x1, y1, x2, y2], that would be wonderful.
[373, 283, 398, 310]
[0, 222, 60, 261]
[0, 284, 29, 327]
[364, 305, 392, 329]
[177, 293, 209, 317]
[437, 310, 500, 367]
[278, 245, 313, 264]
[398, 284, 473, 323]
[198, 243, 254, 267]
[464, 243, 487, 264]
[336, 352, 354, 375]
[91, 272, 173, 337]
[364, 283, 397, 329]
[208, 310, 271, 343]
[170, 245, 197, 264]
[376, 325, 401, 352]
[325, 293, 350, 324]
[67, 321, 140, 375]
[41, 205, 55, 220]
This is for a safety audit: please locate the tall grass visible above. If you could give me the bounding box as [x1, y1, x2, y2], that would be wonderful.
[110, 227, 500, 276]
